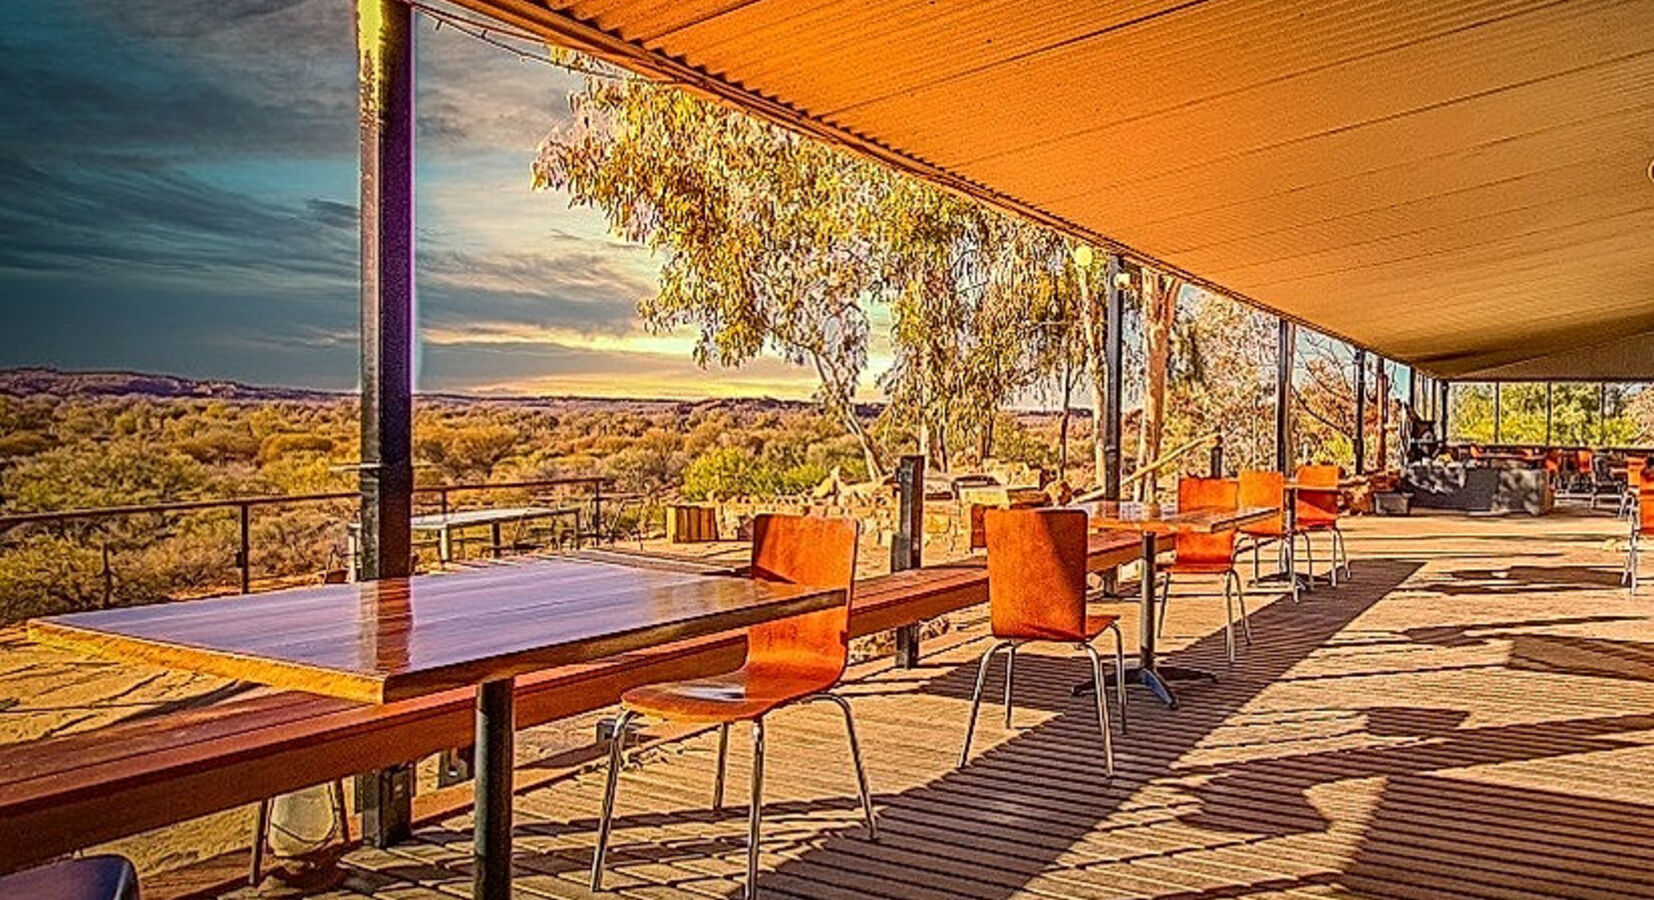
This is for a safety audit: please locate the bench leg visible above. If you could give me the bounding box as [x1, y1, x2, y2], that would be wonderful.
[357, 765, 412, 848]
[894, 623, 920, 668]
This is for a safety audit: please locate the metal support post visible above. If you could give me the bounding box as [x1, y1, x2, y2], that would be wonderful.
[354, 0, 416, 847]
[1352, 349, 1367, 474]
[1275, 320, 1294, 472]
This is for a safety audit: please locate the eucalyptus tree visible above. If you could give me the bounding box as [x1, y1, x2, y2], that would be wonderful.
[534, 76, 892, 477]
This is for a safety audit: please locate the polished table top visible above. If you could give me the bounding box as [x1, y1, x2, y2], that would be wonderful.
[28, 556, 843, 704]
[1074, 501, 1276, 534]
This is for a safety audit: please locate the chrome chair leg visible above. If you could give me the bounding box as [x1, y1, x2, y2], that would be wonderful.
[960, 641, 1005, 765]
[590, 708, 637, 891]
[1302, 531, 1316, 587]
[1081, 644, 1115, 775]
[712, 722, 730, 811]
[1632, 531, 1641, 595]
[1230, 569, 1253, 645]
[1108, 622, 1128, 734]
[806, 694, 878, 840]
[1221, 574, 1236, 663]
[959, 641, 1009, 768]
[1003, 644, 1017, 728]
[746, 716, 766, 899]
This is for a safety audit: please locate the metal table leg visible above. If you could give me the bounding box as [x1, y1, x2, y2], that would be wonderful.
[1077, 531, 1216, 709]
[475, 678, 514, 900]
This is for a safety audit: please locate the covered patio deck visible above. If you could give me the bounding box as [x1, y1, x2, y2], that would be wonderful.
[229, 509, 1654, 900]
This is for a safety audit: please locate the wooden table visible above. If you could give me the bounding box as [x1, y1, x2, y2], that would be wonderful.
[1073, 501, 1275, 708]
[347, 506, 580, 577]
[29, 556, 845, 900]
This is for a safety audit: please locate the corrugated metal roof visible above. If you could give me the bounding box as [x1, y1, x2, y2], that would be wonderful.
[448, 0, 1654, 379]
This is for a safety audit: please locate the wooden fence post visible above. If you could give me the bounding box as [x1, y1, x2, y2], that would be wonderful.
[891, 455, 924, 668]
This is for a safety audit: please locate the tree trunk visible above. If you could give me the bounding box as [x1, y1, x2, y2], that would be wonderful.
[1137, 273, 1180, 500]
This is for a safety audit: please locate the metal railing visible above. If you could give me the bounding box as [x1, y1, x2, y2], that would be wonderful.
[0, 476, 612, 597]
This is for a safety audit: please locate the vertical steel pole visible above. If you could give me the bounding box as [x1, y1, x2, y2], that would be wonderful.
[1493, 382, 1502, 444]
[1546, 382, 1554, 445]
[1377, 360, 1390, 470]
[891, 455, 924, 668]
[1600, 382, 1609, 446]
[355, 0, 415, 847]
[1352, 349, 1368, 474]
[238, 503, 251, 594]
[474, 678, 515, 900]
[1102, 255, 1125, 501]
[1439, 381, 1450, 447]
[1275, 320, 1294, 472]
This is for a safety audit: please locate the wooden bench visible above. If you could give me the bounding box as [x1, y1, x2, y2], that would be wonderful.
[0, 534, 1140, 874]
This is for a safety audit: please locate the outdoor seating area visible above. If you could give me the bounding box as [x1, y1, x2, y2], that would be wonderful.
[13, 507, 1648, 900]
[4, 1, 1650, 898]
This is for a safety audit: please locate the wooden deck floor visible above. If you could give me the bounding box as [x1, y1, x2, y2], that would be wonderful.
[245, 509, 1654, 900]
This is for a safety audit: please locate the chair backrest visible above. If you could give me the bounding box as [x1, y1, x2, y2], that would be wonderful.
[1628, 457, 1646, 491]
[983, 507, 1088, 641]
[745, 514, 860, 680]
[1640, 478, 1654, 537]
[1294, 464, 1342, 521]
[1176, 477, 1238, 566]
[1237, 470, 1286, 534]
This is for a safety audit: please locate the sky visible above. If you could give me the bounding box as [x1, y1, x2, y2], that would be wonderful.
[0, 0, 838, 399]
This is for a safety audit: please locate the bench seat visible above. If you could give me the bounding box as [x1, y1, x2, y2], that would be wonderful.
[0, 533, 1140, 873]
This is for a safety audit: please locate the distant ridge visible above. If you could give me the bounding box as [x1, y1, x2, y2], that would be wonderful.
[0, 367, 865, 415]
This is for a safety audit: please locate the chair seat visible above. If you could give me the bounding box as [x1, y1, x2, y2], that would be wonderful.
[621, 664, 838, 723]
[1161, 559, 1235, 575]
[0, 855, 138, 900]
[1298, 515, 1339, 530]
[1084, 613, 1121, 639]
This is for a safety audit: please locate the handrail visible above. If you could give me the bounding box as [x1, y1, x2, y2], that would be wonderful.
[0, 476, 611, 530]
[1122, 431, 1220, 488]
[0, 476, 615, 598]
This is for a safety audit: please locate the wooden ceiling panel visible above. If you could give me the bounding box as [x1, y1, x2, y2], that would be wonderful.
[453, 0, 1654, 377]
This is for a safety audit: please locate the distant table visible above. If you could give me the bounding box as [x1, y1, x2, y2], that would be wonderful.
[29, 556, 844, 900]
[347, 505, 579, 578]
[1072, 500, 1275, 708]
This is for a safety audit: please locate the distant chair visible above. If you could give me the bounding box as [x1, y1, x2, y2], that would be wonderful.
[1294, 464, 1350, 585]
[961, 508, 1126, 773]
[590, 514, 873, 899]
[1624, 476, 1654, 594]
[1237, 470, 1313, 591]
[1159, 477, 1251, 662]
[1619, 458, 1646, 520]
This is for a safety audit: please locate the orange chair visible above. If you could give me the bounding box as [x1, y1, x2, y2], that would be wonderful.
[591, 515, 874, 897]
[1625, 476, 1654, 594]
[1158, 477, 1251, 662]
[960, 508, 1126, 773]
[1620, 458, 1646, 519]
[1294, 464, 1350, 586]
[1237, 470, 1313, 589]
